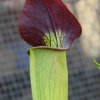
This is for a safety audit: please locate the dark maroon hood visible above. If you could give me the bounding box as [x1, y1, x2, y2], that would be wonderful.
[19, 0, 82, 49]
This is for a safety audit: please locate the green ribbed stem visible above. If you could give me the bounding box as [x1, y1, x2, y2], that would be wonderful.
[28, 47, 68, 100]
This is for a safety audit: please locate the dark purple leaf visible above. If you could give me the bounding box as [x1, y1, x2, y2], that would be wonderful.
[19, 0, 82, 49]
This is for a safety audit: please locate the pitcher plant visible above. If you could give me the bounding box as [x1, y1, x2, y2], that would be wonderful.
[19, 0, 82, 100]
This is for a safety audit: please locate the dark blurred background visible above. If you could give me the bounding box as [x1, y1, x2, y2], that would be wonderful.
[0, 0, 100, 100]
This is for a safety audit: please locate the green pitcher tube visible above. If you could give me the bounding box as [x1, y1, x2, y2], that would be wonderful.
[27, 47, 68, 100]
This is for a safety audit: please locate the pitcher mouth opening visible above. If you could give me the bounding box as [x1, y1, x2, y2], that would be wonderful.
[27, 46, 67, 55]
